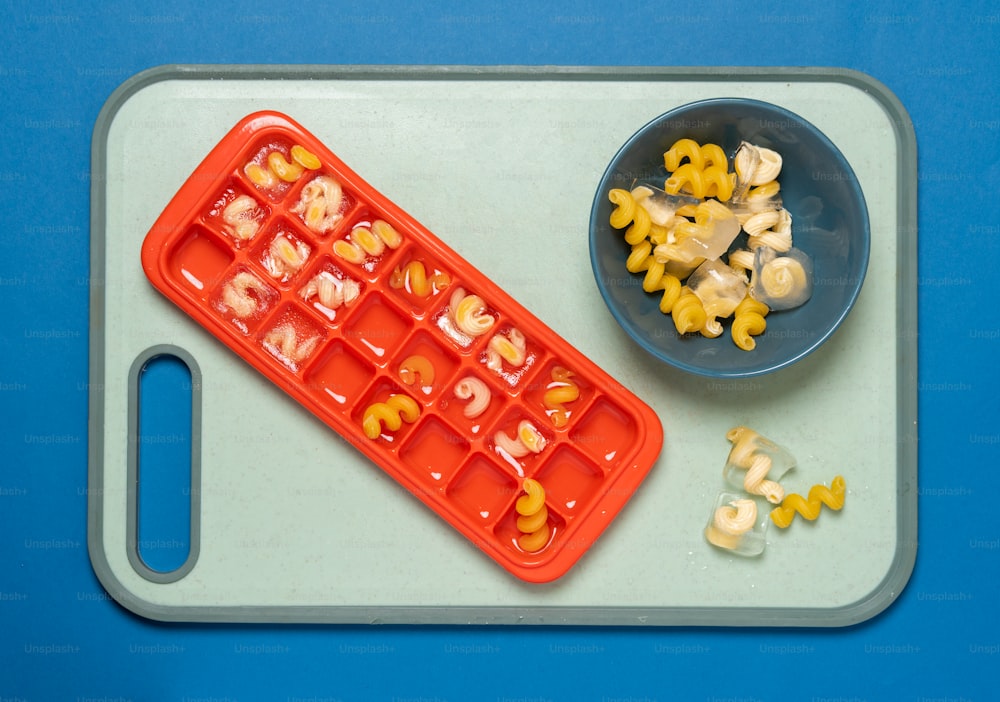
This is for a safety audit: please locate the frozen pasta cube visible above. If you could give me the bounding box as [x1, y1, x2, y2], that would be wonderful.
[660, 202, 741, 264]
[686, 259, 748, 320]
[698, 210, 741, 261]
[722, 426, 796, 503]
[654, 217, 741, 265]
[703, 491, 769, 557]
[729, 180, 784, 215]
[631, 183, 699, 226]
[750, 246, 813, 311]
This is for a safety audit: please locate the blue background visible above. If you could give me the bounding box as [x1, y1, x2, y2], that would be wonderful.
[2, 1, 998, 700]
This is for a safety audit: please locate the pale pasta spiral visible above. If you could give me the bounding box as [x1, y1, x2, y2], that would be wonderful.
[221, 195, 261, 241]
[221, 271, 268, 318]
[725, 426, 786, 504]
[262, 324, 321, 366]
[494, 420, 546, 458]
[265, 234, 309, 280]
[448, 287, 495, 338]
[453, 376, 491, 419]
[704, 498, 758, 551]
[299, 272, 360, 312]
[291, 174, 344, 234]
[486, 328, 527, 370]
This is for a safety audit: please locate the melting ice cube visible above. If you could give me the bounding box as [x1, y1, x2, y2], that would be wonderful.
[749, 246, 813, 311]
[687, 259, 748, 320]
[631, 184, 699, 226]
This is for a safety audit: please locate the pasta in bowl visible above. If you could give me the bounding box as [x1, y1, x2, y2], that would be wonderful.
[589, 98, 870, 378]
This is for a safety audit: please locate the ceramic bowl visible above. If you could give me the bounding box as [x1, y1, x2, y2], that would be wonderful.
[589, 98, 870, 378]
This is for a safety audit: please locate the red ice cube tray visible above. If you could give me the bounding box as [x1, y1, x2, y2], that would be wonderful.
[140, 111, 663, 583]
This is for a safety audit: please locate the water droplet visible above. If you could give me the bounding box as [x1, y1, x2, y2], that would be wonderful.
[180, 268, 205, 290]
[360, 338, 385, 357]
[324, 388, 346, 404]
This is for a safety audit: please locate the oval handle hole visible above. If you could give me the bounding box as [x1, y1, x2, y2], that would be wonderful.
[135, 354, 193, 573]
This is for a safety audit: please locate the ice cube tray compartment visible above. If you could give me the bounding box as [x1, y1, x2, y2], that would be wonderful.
[141, 110, 663, 582]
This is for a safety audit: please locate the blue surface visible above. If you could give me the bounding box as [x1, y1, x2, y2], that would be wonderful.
[135, 355, 193, 574]
[1, 1, 998, 700]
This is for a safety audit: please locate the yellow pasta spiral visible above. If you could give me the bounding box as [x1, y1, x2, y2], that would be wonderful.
[663, 139, 728, 172]
[671, 288, 708, 334]
[625, 241, 683, 314]
[662, 141, 735, 201]
[676, 203, 698, 219]
[244, 162, 277, 188]
[625, 202, 652, 244]
[647, 221, 672, 246]
[542, 366, 580, 428]
[608, 188, 639, 229]
[770, 476, 847, 528]
[389, 260, 450, 297]
[245, 144, 319, 189]
[361, 394, 421, 440]
[643, 261, 683, 314]
[665, 163, 736, 201]
[626, 240, 653, 273]
[333, 219, 403, 264]
[267, 151, 305, 182]
[515, 478, 550, 552]
[731, 296, 770, 351]
[608, 188, 653, 244]
[398, 355, 435, 387]
[290, 145, 321, 170]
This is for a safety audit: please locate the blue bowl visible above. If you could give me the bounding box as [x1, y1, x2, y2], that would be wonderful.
[589, 98, 870, 378]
